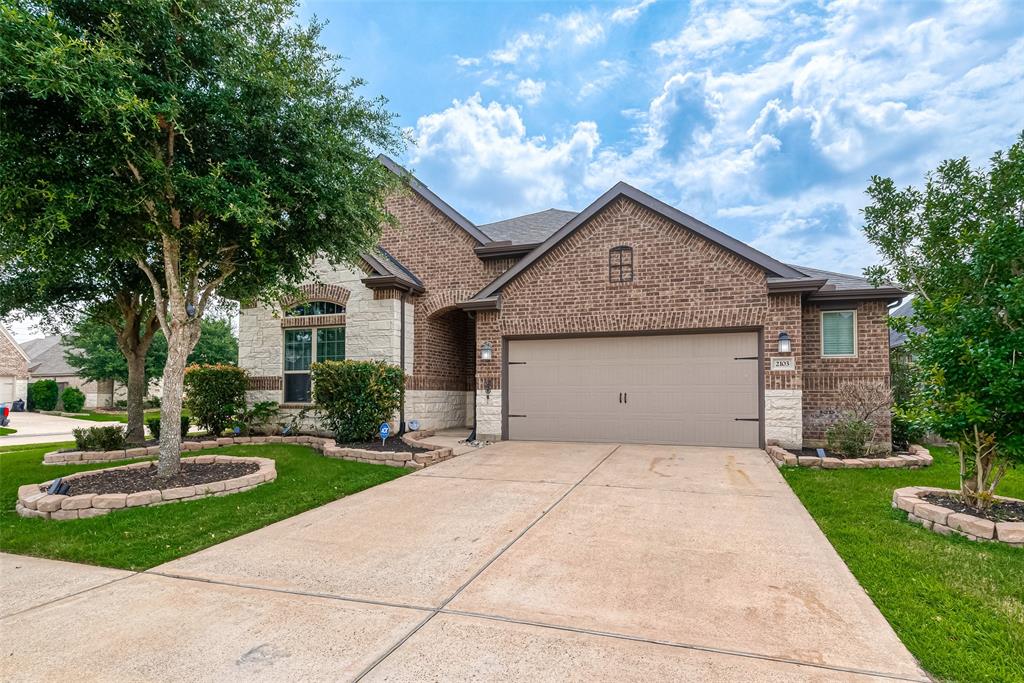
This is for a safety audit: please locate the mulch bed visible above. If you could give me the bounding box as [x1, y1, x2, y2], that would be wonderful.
[49, 461, 259, 496]
[920, 492, 1024, 523]
[338, 440, 432, 454]
[797, 447, 908, 461]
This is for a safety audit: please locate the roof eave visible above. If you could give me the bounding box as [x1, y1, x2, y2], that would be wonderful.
[459, 296, 500, 311]
[766, 277, 829, 293]
[473, 241, 542, 259]
[360, 275, 425, 295]
[807, 287, 907, 303]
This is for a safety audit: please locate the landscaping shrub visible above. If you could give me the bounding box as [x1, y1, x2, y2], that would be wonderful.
[234, 401, 281, 436]
[183, 364, 248, 436]
[312, 360, 404, 443]
[60, 386, 86, 413]
[114, 399, 128, 409]
[29, 380, 59, 411]
[826, 417, 876, 458]
[146, 415, 191, 440]
[72, 425, 126, 451]
[143, 396, 161, 409]
[891, 408, 925, 451]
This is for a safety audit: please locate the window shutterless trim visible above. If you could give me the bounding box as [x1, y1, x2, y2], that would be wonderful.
[820, 309, 858, 358]
[281, 325, 346, 403]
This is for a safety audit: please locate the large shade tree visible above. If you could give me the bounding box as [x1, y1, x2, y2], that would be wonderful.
[863, 133, 1024, 508]
[1, 0, 403, 476]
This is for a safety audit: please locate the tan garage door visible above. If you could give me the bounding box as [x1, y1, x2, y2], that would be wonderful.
[0, 376, 14, 405]
[507, 332, 760, 447]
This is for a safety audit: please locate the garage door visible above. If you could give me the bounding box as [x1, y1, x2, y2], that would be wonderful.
[507, 332, 760, 447]
[0, 376, 14, 405]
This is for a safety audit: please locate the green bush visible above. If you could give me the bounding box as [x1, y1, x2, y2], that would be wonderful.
[60, 386, 86, 413]
[183, 364, 248, 436]
[891, 408, 926, 451]
[29, 380, 59, 411]
[234, 401, 281, 436]
[826, 415, 876, 458]
[72, 425, 126, 451]
[146, 415, 191, 440]
[312, 360, 404, 443]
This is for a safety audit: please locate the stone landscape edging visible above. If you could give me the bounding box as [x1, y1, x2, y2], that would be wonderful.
[766, 443, 934, 469]
[16, 455, 276, 521]
[43, 430, 455, 471]
[891, 486, 1024, 547]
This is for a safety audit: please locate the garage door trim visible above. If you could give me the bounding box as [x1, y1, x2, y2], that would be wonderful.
[501, 326, 765, 447]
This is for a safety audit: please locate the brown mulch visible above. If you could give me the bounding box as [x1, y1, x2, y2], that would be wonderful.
[797, 447, 908, 461]
[338, 440, 432, 454]
[920, 492, 1024, 523]
[49, 461, 259, 496]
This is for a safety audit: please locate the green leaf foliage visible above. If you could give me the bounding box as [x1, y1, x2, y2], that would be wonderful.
[311, 360, 404, 443]
[72, 425, 126, 451]
[862, 133, 1024, 466]
[29, 380, 59, 411]
[146, 415, 190, 440]
[59, 386, 86, 413]
[183, 364, 248, 436]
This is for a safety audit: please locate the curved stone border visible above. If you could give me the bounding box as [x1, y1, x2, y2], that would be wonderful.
[766, 443, 933, 469]
[16, 455, 276, 521]
[45, 432, 457, 470]
[892, 486, 1024, 546]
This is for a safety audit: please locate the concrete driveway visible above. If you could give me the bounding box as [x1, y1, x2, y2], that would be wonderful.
[0, 441, 926, 682]
[0, 410, 121, 446]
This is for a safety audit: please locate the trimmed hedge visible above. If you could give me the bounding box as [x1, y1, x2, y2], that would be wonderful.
[29, 380, 59, 411]
[73, 425, 126, 451]
[60, 386, 86, 413]
[183, 364, 248, 437]
[312, 360, 404, 443]
[146, 415, 191, 440]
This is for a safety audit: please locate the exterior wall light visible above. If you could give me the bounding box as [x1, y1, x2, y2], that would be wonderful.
[480, 341, 493, 361]
[778, 331, 791, 354]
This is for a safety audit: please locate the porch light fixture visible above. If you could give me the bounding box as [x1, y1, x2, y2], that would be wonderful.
[480, 341, 493, 361]
[777, 331, 792, 354]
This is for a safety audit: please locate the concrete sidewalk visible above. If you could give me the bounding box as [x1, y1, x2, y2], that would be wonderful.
[0, 441, 927, 681]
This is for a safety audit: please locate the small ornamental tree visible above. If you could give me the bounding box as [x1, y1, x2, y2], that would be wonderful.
[183, 364, 248, 437]
[863, 133, 1024, 508]
[1, 0, 403, 476]
[312, 360, 404, 443]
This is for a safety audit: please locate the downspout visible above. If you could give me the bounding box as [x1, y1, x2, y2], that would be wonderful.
[398, 290, 407, 436]
[467, 311, 477, 442]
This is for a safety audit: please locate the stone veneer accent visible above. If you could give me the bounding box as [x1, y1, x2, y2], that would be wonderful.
[892, 486, 1024, 547]
[405, 389, 472, 431]
[766, 443, 934, 469]
[764, 389, 802, 449]
[475, 390, 502, 442]
[17, 455, 276, 520]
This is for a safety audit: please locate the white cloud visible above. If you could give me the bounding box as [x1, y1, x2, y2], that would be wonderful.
[610, 0, 657, 24]
[578, 60, 629, 99]
[514, 78, 546, 105]
[409, 94, 600, 215]
[652, 5, 776, 58]
[552, 11, 605, 46]
[454, 55, 481, 67]
[488, 32, 544, 65]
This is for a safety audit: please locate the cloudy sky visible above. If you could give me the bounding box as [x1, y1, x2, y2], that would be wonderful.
[6, 0, 1022, 341]
[304, 0, 1022, 269]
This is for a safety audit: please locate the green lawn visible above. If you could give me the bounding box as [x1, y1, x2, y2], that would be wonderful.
[65, 408, 168, 423]
[0, 441, 406, 570]
[782, 447, 1024, 683]
[0, 427, 15, 436]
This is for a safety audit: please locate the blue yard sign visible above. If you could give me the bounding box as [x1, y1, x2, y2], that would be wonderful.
[379, 422, 390, 444]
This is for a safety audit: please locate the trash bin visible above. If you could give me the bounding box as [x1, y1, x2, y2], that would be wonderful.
[12, 399, 25, 412]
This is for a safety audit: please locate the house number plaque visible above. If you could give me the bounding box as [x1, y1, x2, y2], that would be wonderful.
[770, 357, 795, 371]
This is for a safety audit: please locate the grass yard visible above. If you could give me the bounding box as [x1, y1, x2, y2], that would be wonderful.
[0, 441, 406, 571]
[66, 408, 170, 423]
[783, 447, 1024, 683]
[0, 428, 15, 436]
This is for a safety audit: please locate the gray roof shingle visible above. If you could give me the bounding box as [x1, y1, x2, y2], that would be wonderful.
[478, 209, 577, 244]
[24, 335, 78, 376]
[786, 264, 876, 291]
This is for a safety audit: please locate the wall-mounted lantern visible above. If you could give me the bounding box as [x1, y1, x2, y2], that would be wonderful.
[480, 341, 493, 361]
[777, 331, 791, 354]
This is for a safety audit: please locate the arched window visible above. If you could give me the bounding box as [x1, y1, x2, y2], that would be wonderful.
[285, 301, 346, 317]
[609, 246, 633, 283]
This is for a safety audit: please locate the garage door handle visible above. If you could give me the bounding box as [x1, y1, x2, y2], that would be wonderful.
[619, 392, 622, 403]
[734, 418, 759, 422]
[624, 392, 628, 404]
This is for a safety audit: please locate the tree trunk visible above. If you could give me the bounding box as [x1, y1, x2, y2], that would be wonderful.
[124, 351, 149, 445]
[156, 318, 201, 478]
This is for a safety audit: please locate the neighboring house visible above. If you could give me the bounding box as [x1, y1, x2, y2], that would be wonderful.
[21, 335, 164, 409]
[239, 157, 905, 450]
[0, 324, 30, 406]
[889, 297, 924, 349]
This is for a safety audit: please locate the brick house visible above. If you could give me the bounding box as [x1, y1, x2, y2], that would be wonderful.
[0, 324, 30, 406]
[238, 157, 904, 450]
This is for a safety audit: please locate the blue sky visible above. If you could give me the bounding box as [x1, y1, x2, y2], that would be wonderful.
[301, 0, 1023, 274]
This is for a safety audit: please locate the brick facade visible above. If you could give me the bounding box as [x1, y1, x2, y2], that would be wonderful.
[1, 325, 30, 405]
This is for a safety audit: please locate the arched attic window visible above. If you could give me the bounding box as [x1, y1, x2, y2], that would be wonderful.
[284, 301, 346, 317]
[609, 246, 634, 283]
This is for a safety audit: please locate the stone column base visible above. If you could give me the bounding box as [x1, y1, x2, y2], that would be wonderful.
[765, 389, 802, 450]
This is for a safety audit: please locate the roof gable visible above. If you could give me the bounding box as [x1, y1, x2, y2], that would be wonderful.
[474, 182, 806, 300]
[1, 325, 30, 364]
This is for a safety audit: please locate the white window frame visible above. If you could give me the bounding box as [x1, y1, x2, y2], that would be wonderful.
[282, 325, 346, 403]
[820, 309, 858, 358]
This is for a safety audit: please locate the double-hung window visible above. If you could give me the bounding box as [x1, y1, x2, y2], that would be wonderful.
[282, 302, 346, 403]
[821, 310, 856, 357]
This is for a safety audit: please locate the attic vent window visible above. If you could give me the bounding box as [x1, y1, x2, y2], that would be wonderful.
[609, 246, 633, 283]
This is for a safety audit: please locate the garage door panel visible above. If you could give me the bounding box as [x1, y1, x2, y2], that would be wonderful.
[508, 333, 760, 447]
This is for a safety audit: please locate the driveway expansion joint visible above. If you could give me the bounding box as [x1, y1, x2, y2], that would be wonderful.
[0, 571, 139, 622]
